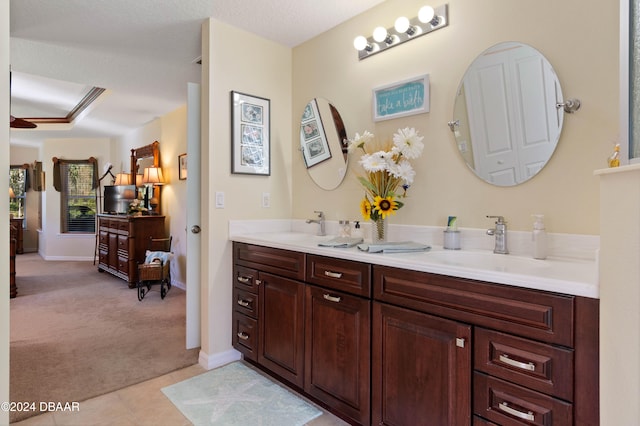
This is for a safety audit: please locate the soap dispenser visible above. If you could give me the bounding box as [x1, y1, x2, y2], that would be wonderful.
[532, 215, 547, 260]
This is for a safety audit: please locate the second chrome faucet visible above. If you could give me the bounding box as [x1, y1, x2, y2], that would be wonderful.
[486, 215, 508, 254]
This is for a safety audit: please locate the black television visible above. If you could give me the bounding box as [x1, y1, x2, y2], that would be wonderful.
[103, 185, 137, 214]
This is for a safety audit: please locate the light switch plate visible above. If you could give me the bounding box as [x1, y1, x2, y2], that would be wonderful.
[262, 192, 270, 208]
[215, 191, 225, 208]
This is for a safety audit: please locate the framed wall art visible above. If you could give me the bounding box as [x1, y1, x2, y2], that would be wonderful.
[299, 99, 332, 168]
[372, 74, 430, 122]
[231, 91, 270, 175]
[178, 153, 187, 180]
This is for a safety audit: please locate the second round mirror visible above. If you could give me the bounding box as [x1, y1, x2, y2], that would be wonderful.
[451, 42, 564, 186]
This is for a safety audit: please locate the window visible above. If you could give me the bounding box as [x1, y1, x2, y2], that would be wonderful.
[9, 165, 27, 225]
[59, 161, 97, 233]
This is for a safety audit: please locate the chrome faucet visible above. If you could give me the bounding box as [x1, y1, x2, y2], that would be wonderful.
[306, 210, 326, 236]
[486, 215, 508, 254]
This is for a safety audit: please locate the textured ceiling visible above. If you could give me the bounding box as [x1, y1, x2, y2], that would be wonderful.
[9, 0, 384, 143]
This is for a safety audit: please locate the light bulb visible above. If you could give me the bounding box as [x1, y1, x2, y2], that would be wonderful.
[373, 26, 388, 43]
[353, 35, 368, 51]
[418, 6, 435, 23]
[394, 16, 410, 33]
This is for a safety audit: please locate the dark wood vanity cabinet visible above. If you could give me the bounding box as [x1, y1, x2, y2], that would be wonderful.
[232, 242, 599, 426]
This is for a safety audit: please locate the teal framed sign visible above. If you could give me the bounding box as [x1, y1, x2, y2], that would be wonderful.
[372, 74, 430, 121]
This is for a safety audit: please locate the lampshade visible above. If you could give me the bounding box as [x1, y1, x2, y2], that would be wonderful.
[113, 173, 131, 186]
[142, 166, 165, 185]
[136, 174, 144, 187]
[9, 187, 15, 198]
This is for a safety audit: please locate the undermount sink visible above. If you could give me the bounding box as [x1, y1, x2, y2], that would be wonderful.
[425, 249, 547, 272]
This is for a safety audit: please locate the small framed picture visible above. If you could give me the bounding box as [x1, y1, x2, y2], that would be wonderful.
[373, 74, 430, 121]
[231, 91, 270, 175]
[178, 153, 187, 180]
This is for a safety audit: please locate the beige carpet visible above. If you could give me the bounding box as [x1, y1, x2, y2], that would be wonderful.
[9, 253, 200, 423]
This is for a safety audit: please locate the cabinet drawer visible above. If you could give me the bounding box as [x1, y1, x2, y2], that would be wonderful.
[233, 242, 305, 280]
[233, 265, 260, 293]
[306, 255, 371, 297]
[117, 235, 130, 254]
[233, 286, 259, 319]
[99, 231, 109, 245]
[232, 312, 258, 362]
[116, 219, 130, 234]
[475, 328, 573, 401]
[474, 372, 572, 426]
[373, 265, 574, 346]
[117, 256, 129, 274]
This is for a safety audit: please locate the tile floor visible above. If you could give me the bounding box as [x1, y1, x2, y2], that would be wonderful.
[12, 363, 349, 426]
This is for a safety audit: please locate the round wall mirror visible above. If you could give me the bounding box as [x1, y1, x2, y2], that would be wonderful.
[299, 98, 348, 190]
[451, 42, 564, 186]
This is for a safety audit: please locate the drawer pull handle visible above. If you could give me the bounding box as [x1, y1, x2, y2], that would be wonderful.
[498, 402, 535, 421]
[237, 276, 251, 284]
[237, 332, 249, 340]
[323, 294, 341, 303]
[237, 299, 250, 307]
[499, 354, 536, 371]
[324, 271, 343, 279]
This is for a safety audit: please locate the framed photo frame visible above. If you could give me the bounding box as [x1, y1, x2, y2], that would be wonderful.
[231, 91, 270, 175]
[299, 99, 332, 168]
[178, 153, 187, 180]
[372, 74, 430, 122]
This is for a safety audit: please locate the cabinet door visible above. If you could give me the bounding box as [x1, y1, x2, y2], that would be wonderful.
[305, 285, 371, 425]
[258, 271, 305, 388]
[372, 302, 472, 426]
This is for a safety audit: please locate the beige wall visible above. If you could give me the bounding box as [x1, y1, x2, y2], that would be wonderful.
[292, 0, 618, 235]
[199, 18, 292, 362]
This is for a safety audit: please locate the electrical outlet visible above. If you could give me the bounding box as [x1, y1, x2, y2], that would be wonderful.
[215, 191, 225, 208]
[262, 192, 270, 208]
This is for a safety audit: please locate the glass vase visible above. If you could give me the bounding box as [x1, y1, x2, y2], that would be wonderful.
[372, 217, 387, 243]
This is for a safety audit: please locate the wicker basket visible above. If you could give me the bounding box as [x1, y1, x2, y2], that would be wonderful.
[138, 262, 169, 281]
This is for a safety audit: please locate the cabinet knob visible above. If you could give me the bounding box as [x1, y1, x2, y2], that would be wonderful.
[456, 338, 465, 348]
[237, 332, 250, 341]
[237, 299, 251, 307]
[237, 276, 251, 284]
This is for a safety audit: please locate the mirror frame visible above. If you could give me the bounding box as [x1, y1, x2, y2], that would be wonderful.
[130, 140, 161, 214]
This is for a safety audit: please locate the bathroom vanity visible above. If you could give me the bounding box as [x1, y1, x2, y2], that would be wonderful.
[230, 232, 598, 426]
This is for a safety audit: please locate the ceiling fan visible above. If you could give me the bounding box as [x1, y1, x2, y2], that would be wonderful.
[9, 69, 37, 129]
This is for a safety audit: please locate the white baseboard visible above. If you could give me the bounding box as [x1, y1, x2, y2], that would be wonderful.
[198, 348, 242, 370]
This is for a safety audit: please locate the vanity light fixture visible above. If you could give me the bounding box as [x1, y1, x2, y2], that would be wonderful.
[354, 4, 449, 60]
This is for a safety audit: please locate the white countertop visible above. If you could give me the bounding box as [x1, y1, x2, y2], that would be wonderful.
[229, 224, 599, 299]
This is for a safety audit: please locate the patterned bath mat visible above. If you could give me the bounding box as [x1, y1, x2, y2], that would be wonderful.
[162, 362, 322, 425]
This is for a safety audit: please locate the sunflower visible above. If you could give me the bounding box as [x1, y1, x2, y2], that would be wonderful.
[360, 197, 372, 221]
[373, 195, 398, 219]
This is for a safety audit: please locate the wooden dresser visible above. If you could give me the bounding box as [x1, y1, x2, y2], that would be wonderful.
[10, 218, 23, 254]
[97, 214, 165, 287]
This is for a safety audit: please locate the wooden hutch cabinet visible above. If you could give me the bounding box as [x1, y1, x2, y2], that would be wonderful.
[97, 214, 165, 287]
